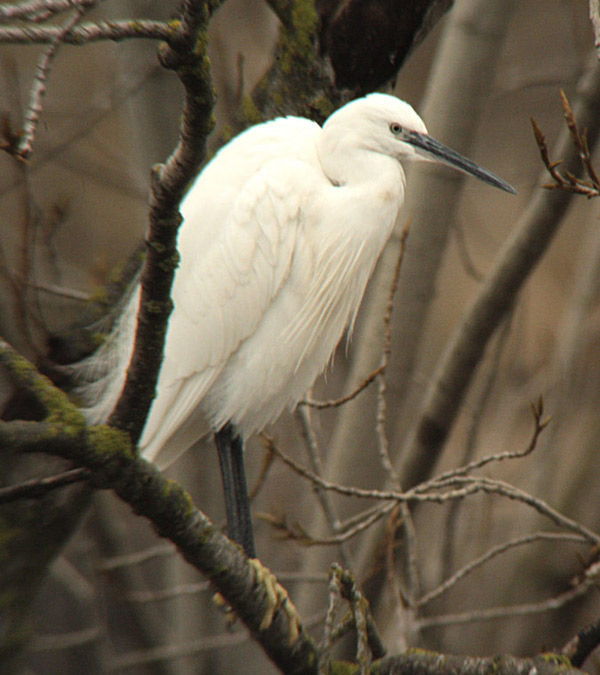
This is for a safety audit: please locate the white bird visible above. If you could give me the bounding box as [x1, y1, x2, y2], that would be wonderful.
[76, 93, 515, 556]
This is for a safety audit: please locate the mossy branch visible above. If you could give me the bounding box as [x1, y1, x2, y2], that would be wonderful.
[0, 338, 319, 673]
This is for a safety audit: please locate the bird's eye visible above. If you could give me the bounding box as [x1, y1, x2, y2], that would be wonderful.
[390, 122, 402, 135]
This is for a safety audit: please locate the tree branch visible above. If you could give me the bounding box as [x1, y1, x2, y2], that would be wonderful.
[0, 20, 171, 45]
[0, 467, 89, 504]
[0, 339, 319, 674]
[371, 650, 584, 674]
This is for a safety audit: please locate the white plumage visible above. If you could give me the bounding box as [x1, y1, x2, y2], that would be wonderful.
[76, 93, 514, 471]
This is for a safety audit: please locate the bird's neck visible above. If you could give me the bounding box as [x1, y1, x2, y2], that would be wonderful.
[318, 134, 406, 198]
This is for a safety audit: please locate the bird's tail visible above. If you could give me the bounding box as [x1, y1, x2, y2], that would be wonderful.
[65, 283, 140, 425]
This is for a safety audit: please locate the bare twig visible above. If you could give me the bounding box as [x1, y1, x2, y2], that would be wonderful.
[440, 315, 513, 580]
[429, 397, 550, 485]
[0, 0, 96, 20]
[0, 20, 171, 44]
[248, 437, 276, 501]
[270, 436, 600, 548]
[107, 629, 252, 671]
[292, 408, 352, 566]
[418, 581, 593, 629]
[377, 219, 410, 479]
[262, 500, 396, 547]
[16, 4, 92, 160]
[98, 544, 176, 571]
[418, 531, 589, 608]
[0, 467, 90, 504]
[125, 581, 210, 603]
[26, 281, 91, 301]
[300, 366, 384, 409]
[438, 475, 600, 545]
[32, 626, 102, 651]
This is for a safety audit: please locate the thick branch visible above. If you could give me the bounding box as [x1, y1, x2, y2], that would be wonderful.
[370, 650, 583, 674]
[0, 340, 318, 674]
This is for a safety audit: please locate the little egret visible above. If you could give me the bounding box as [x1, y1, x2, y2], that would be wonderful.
[77, 93, 515, 558]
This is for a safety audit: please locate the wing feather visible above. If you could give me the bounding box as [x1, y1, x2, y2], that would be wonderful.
[140, 159, 307, 461]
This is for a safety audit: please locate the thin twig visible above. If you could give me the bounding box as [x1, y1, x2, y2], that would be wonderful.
[0, 467, 90, 504]
[325, 564, 385, 669]
[376, 219, 410, 479]
[27, 281, 91, 301]
[271, 439, 600, 546]
[0, 20, 171, 45]
[292, 408, 352, 565]
[98, 544, 176, 571]
[248, 437, 276, 501]
[440, 315, 513, 580]
[418, 531, 589, 608]
[32, 626, 102, 651]
[107, 629, 251, 671]
[17, 4, 91, 160]
[0, 0, 96, 20]
[125, 571, 329, 603]
[263, 500, 397, 547]
[418, 581, 593, 629]
[319, 566, 341, 673]
[427, 397, 550, 485]
[300, 366, 384, 409]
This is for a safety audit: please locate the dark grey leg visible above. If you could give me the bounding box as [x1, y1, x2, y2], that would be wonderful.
[214, 424, 256, 558]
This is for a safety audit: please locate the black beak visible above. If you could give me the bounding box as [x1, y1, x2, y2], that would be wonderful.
[404, 130, 516, 194]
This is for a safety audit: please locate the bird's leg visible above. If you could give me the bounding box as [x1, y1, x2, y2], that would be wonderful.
[215, 423, 256, 558]
[214, 425, 301, 642]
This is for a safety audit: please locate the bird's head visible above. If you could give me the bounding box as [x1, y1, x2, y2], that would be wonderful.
[322, 93, 516, 194]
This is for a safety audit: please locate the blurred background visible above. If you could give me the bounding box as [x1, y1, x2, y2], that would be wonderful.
[1, 0, 600, 672]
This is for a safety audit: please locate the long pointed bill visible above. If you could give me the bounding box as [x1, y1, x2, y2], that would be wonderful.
[403, 130, 516, 194]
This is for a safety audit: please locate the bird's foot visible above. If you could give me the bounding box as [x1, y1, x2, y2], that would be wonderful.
[212, 591, 237, 626]
[249, 558, 301, 644]
[212, 559, 301, 643]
